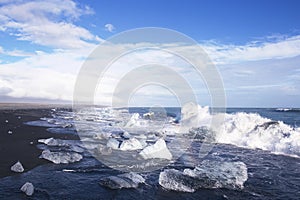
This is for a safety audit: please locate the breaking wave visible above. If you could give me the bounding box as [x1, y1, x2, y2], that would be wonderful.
[275, 108, 300, 113]
[191, 105, 300, 157]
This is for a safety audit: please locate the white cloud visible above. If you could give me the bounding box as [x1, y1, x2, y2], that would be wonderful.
[104, 23, 115, 32]
[201, 35, 300, 64]
[0, 47, 95, 101]
[1, 19, 300, 107]
[0, 47, 35, 57]
[0, 0, 102, 49]
[0, 0, 101, 102]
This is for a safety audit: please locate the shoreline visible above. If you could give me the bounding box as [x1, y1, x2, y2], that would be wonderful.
[0, 103, 72, 110]
[0, 108, 79, 178]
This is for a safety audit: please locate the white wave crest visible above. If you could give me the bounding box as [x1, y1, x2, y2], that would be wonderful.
[189, 105, 300, 157]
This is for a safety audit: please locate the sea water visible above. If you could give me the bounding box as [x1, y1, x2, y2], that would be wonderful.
[0, 106, 299, 199]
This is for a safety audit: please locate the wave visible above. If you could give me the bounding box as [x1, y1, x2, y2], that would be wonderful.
[91, 105, 300, 158]
[190, 105, 300, 157]
[27, 105, 300, 159]
[275, 108, 300, 112]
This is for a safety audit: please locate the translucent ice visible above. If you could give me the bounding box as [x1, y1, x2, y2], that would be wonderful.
[99, 172, 145, 189]
[159, 160, 248, 192]
[40, 149, 83, 164]
[125, 113, 148, 127]
[20, 182, 34, 196]
[139, 138, 172, 160]
[159, 169, 197, 192]
[183, 160, 248, 190]
[10, 161, 24, 173]
[119, 138, 143, 151]
[38, 137, 65, 146]
[106, 138, 120, 150]
[121, 131, 132, 139]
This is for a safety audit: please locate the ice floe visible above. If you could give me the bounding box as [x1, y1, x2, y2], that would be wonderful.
[121, 131, 132, 139]
[93, 132, 112, 140]
[38, 137, 66, 146]
[99, 172, 145, 189]
[40, 149, 83, 164]
[159, 169, 197, 192]
[20, 182, 34, 196]
[139, 138, 172, 160]
[125, 113, 148, 128]
[159, 160, 248, 192]
[119, 138, 144, 151]
[96, 144, 113, 155]
[10, 161, 24, 173]
[106, 138, 120, 150]
[143, 112, 154, 119]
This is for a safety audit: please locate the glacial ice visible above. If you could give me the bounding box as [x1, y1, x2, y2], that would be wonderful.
[143, 112, 154, 119]
[159, 160, 248, 192]
[40, 149, 83, 164]
[32, 104, 300, 164]
[125, 113, 148, 127]
[119, 138, 143, 151]
[139, 138, 172, 160]
[38, 137, 65, 146]
[121, 131, 132, 139]
[183, 160, 248, 189]
[93, 132, 112, 140]
[10, 161, 24, 173]
[69, 145, 85, 153]
[106, 138, 120, 150]
[99, 172, 145, 189]
[96, 144, 113, 155]
[159, 169, 198, 192]
[38, 137, 84, 153]
[119, 172, 145, 183]
[20, 182, 34, 196]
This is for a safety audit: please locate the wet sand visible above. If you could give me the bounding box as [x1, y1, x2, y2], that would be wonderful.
[0, 105, 78, 178]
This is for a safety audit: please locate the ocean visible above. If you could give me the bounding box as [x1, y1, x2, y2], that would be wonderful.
[0, 106, 299, 199]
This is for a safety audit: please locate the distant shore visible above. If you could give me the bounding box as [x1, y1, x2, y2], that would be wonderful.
[0, 103, 72, 110]
[0, 108, 79, 178]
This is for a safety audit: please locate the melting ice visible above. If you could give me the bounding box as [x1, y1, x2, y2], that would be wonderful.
[30, 104, 300, 162]
[159, 160, 248, 192]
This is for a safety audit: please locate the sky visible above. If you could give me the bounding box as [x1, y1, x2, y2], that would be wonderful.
[0, 0, 300, 107]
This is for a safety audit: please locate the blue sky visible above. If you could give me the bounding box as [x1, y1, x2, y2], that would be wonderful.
[0, 0, 300, 107]
[85, 0, 300, 43]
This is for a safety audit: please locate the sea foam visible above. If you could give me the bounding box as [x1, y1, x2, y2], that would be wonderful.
[189, 105, 300, 157]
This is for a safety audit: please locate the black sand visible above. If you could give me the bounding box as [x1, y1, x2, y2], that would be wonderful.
[0, 104, 78, 178]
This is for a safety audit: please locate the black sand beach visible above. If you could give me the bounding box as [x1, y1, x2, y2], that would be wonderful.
[0, 104, 78, 178]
